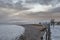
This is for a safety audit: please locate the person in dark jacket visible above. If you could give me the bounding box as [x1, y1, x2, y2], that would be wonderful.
[50, 19, 55, 28]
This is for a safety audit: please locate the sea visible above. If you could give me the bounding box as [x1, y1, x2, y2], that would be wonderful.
[0, 24, 25, 40]
[51, 25, 60, 40]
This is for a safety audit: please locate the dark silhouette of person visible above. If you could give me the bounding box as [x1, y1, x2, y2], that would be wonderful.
[50, 19, 55, 28]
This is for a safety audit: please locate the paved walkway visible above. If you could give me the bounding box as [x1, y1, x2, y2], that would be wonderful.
[22, 24, 46, 40]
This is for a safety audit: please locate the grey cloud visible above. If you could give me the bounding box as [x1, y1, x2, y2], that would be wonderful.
[0, 7, 34, 24]
[0, 0, 60, 9]
[0, 0, 29, 10]
[39, 0, 52, 5]
[1, 0, 60, 7]
[25, 0, 54, 5]
[25, 0, 60, 7]
[0, 0, 60, 24]
[48, 7, 60, 13]
[25, 0, 38, 4]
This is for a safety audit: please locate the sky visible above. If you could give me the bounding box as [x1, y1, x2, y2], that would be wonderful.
[11, 0, 60, 13]
[0, 0, 60, 24]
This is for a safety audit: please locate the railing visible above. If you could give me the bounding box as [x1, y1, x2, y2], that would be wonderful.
[46, 24, 51, 40]
[40, 23, 51, 40]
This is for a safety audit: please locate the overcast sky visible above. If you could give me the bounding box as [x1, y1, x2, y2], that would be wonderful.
[10, 0, 60, 13]
[0, 0, 60, 24]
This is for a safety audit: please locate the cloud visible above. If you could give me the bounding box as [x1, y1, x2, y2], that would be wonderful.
[48, 7, 60, 13]
[25, 0, 60, 5]
[25, 0, 52, 5]
[20, 0, 60, 13]
[26, 4, 52, 12]
[0, 7, 37, 24]
[0, 0, 60, 12]
[0, 0, 60, 24]
[12, 0, 19, 3]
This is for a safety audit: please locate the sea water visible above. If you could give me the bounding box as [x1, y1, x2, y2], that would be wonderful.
[0, 24, 25, 40]
[51, 25, 60, 40]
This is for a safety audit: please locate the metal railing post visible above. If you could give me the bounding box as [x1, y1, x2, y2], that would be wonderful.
[47, 24, 51, 40]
